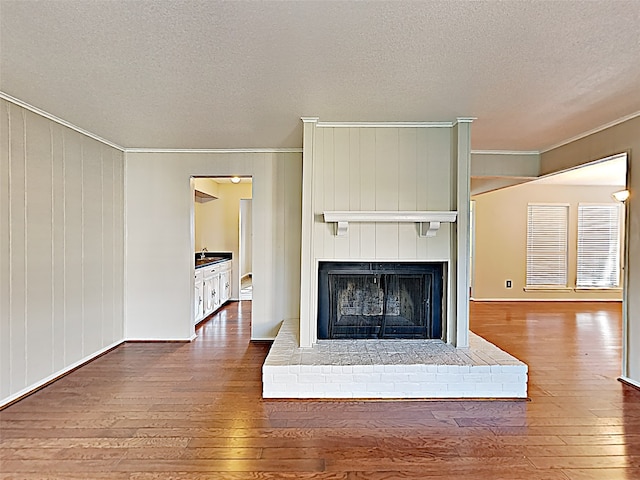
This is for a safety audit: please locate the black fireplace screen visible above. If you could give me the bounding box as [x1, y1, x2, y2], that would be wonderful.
[317, 262, 444, 340]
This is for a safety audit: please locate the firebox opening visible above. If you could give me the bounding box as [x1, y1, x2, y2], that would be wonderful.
[318, 262, 445, 340]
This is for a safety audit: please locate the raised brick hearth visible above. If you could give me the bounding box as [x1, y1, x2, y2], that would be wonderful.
[263, 319, 528, 399]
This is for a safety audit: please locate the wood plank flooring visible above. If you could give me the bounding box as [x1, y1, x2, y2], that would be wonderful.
[2, 300, 639, 479]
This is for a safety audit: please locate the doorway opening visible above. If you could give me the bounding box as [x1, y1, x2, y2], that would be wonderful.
[192, 176, 253, 327]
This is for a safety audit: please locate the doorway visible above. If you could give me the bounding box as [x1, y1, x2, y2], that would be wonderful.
[192, 176, 253, 325]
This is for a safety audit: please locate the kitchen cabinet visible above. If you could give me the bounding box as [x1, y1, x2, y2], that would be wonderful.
[195, 258, 232, 324]
[194, 270, 204, 324]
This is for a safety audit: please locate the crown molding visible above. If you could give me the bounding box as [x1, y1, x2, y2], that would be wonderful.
[124, 147, 303, 154]
[541, 110, 640, 153]
[0, 91, 125, 151]
[300, 116, 319, 123]
[316, 121, 454, 128]
[454, 117, 477, 124]
[471, 150, 540, 155]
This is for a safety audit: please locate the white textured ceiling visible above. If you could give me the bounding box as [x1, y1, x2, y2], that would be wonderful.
[1, 0, 639, 150]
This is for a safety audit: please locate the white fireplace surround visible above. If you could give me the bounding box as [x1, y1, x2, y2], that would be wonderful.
[323, 210, 458, 237]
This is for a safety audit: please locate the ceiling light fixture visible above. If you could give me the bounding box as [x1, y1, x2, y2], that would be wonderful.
[612, 189, 630, 202]
[230, 177, 241, 184]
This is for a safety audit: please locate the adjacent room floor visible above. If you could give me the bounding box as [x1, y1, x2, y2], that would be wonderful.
[1, 300, 638, 479]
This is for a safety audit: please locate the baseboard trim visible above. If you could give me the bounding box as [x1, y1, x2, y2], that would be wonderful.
[0, 339, 125, 410]
[619, 376, 640, 391]
[471, 298, 622, 302]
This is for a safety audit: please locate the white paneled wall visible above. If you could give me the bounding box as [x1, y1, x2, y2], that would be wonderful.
[312, 126, 453, 261]
[299, 122, 460, 347]
[0, 99, 125, 406]
[124, 151, 301, 341]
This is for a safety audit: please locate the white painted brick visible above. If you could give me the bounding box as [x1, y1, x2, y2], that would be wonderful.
[408, 373, 437, 382]
[262, 366, 278, 375]
[373, 365, 385, 373]
[341, 382, 369, 392]
[447, 383, 473, 392]
[298, 374, 326, 383]
[470, 365, 491, 373]
[326, 374, 354, 383]
[380, 373, 410, 383]
[353, 373, 381, 383]
[435, 373, 463, 384]
[462, 373, 490, 382]
[437, 365, 449, 373]
[366, 382, 396, 392]
[314, 382, 343, 393]
[272, 373, 298, 384]
[491, 373, 521, 383]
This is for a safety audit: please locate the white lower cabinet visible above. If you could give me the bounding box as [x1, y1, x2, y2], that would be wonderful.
[195, 259, 232, 324]
[194, 270, 204, 324]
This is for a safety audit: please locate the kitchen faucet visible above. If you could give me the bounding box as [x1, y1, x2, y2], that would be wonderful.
[200, 247, 208, 259]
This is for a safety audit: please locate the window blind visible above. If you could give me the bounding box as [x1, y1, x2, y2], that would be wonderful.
[526, 204, 569, 287]
[577, 204, 621, 288]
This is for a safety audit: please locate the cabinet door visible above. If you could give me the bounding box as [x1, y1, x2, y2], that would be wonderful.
[220, 271, 231, 304]
[212, 274, 221, 310]
[203, 277, 214, 316]
[194, 281, 204, 323]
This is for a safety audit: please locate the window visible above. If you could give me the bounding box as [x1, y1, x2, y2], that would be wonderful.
[577, 204, 621, 288]
[526, 204, 569, 287]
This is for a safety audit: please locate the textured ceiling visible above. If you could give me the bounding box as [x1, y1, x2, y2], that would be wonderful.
[1, 0, 639, 150]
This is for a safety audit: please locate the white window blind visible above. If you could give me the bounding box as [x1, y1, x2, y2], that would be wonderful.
[526, 204, 569, 287]
[577, 204, 621, 288]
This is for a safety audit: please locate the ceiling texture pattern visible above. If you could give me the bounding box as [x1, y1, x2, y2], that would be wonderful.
[1, 0, 639, 151]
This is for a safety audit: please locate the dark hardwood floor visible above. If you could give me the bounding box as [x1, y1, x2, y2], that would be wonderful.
[2, 300, 639, 479]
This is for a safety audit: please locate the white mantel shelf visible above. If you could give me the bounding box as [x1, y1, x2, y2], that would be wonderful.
[323, 211, 458, 237]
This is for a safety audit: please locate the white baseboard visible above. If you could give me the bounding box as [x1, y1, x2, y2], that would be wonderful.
[1, 339, 125, 408]
[619, 376, 640, 390]
[471, 298, 623, 302]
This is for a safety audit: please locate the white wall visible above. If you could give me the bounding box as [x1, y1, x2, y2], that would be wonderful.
[0, 99, 125, 406]
[540, 115, 640, 386]
[125, 151, 301, 340]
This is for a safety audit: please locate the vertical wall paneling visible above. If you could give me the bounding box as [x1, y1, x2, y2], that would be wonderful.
[348, 128, 361, 256]
[374, 128, 400, 258]
[0, 100, 11, 399]
[303, 121, 460, 347]
[0, 99, 125, 407]
[9, 105, 27, 393]
[51, 123, 65, 372]
[359, 128, 376, 258]
[64, 129, 84, 365]
[333, 128, 350, 258]
[82, 139, 103, 356]
[398, 128, 417, 259]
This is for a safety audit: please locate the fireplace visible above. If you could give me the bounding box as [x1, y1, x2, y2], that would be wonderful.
[317, 262, 445, 340]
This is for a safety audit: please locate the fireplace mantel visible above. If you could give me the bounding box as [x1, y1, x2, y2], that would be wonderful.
[323, 211, 458, 237]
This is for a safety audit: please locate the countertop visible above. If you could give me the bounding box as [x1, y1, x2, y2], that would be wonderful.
[195, 254, 232, 269]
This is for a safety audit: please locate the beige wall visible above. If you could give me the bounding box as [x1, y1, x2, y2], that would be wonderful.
[125, 151, 301, 341]
[473, 183, 624, 301]
[540, 115, 638, 384]
[0, 99, 125, 406]
[194, 182, 252, 297]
